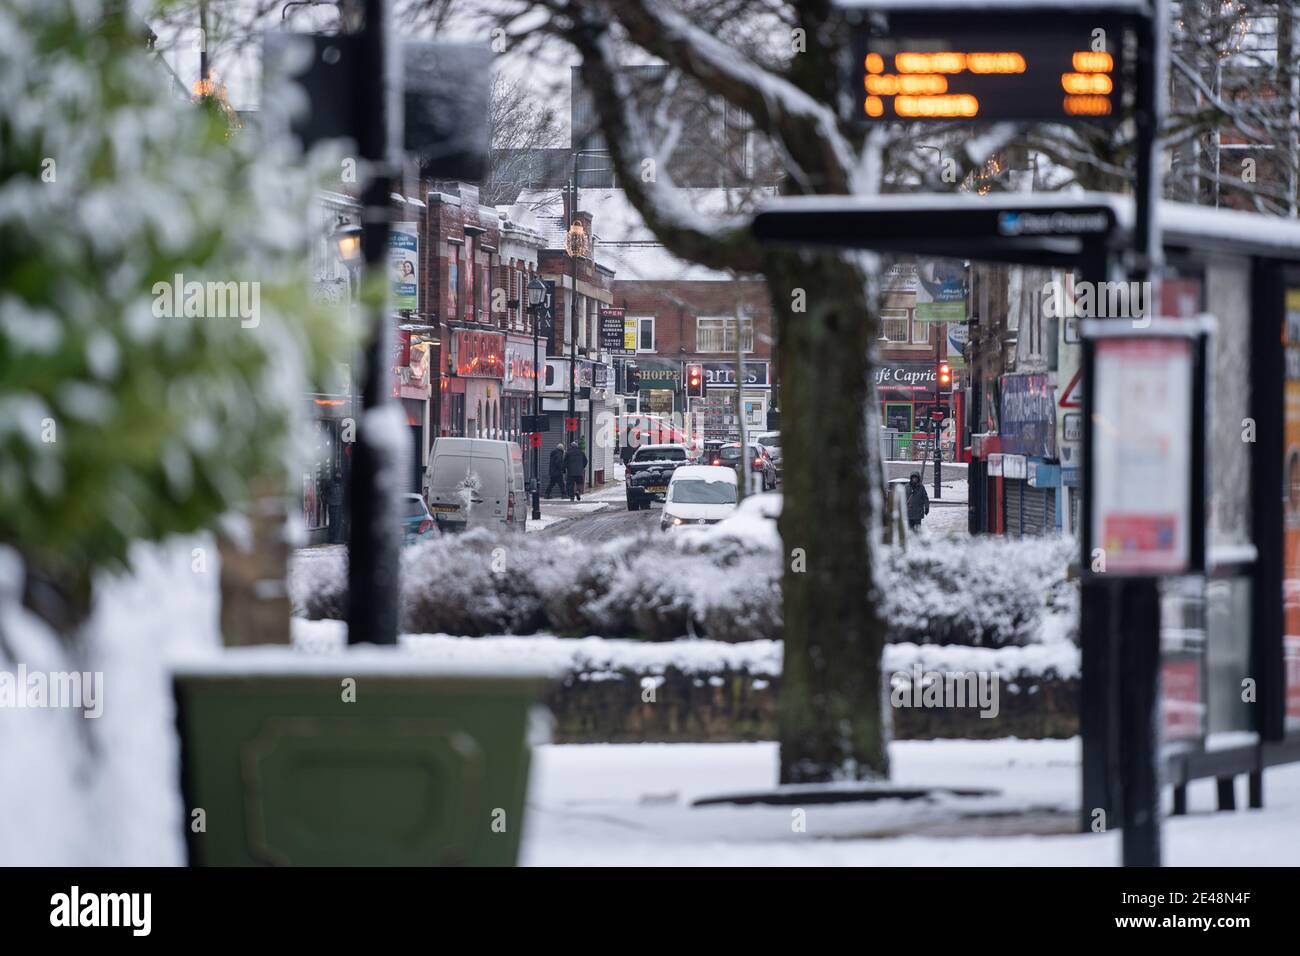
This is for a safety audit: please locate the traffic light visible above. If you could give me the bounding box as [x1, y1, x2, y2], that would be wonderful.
[625, 362, 640, 393]
[937, 361, 952, 390]
[685, 363, 704, 398]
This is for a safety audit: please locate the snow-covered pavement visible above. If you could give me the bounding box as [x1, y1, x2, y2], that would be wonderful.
[521, 739, 1300, 866]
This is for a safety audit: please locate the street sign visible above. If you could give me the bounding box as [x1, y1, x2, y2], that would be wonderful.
[565, 417, 578, 432]
[521, 414, 546, 433]
[529, 432, 542, 449]
[600, 307, 629, 352]
[848, 10, 1130, 124]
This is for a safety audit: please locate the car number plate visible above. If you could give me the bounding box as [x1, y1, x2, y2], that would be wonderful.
[429, 504, 459, 513]
[647, 485, 667, 493]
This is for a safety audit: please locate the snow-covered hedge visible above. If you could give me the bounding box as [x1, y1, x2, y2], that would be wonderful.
[292, 519, 1077, 646]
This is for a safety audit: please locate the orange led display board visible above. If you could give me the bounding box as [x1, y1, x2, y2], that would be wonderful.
[852, 12, 1128, 123]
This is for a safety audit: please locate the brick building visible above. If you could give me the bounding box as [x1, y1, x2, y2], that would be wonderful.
[521, 187, 779, 443]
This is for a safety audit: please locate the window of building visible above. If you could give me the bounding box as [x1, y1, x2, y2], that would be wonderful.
[696, 316, 753, 352]
[636, 316, 655, 352]
[911, 315, 931, 345]
[880, 308, 909, 343]
[449, 256, 459, 321]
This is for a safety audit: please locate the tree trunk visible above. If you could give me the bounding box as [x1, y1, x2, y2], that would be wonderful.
[766, 249, 889, 783]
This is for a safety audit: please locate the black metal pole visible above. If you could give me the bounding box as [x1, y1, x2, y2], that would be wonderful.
[346, 0, 400, 646]
[568, 175, 577, 451]
[532, 306, 542, 520]
[1118, 577, 1163, 867]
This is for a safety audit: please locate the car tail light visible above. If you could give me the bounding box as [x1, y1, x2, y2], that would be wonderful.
[417, 518, 432, 534]
[507, 491, 516, 522]
[753, 457, 763, 468]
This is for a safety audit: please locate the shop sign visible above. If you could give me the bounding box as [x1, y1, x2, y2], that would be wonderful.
[876, 362, 936, 392]
[451, 329, 504, 378]
[600, 308, 630, 352]
[987, 453, 1003, 477]
[703, 361, 769, 388]
[1004, 454, 1028, 480]
[503, 345, 536, 392]
[1000, 373, 1056, 458]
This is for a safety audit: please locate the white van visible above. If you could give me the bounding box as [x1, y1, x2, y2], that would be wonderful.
[660, 465, 738, 531]
[423, 438, 526, 533]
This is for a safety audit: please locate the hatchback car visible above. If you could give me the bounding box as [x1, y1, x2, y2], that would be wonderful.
[402, 493, 437, 545]
[719, 442, 778, 491]
[660, 466, 738, 530]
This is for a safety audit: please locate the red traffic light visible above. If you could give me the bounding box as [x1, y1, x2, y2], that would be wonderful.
[937, 362, 952, 389]
[685, 363, 704, 398]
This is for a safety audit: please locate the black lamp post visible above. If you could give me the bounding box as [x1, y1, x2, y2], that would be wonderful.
[526, 275, 548, 520]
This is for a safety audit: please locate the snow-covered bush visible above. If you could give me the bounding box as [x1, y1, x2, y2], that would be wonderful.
[292, 523, 1074, 646]
[0, 0, 339, 631]
[882, 535, 1078, 647]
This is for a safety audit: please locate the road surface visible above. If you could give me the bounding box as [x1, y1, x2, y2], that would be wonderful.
[540, 500, 663, 542]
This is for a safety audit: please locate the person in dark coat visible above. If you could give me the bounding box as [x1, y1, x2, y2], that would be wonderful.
[565, 441, 588, 501]
[326, 468, 346, 544]
[620, 443, 635, 467]
[906, 471, 929, 531]
[545, 443, 567, 498]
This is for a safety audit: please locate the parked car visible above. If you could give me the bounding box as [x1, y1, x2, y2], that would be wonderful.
[719, 442, 778, 491]
[422, 437, 527, 533]
[625, 443, 690, 510]
[401, 493, 437, 545]
[752, 431, 782, 480]
[660, 465, 738, 530]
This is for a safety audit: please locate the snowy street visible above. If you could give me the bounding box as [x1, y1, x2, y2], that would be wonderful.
[522, 739, 1300, 866]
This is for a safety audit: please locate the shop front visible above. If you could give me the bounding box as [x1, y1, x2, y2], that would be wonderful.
[997, 373, 1057, 536]
[503, 334, 540, 450]
[441, 327, 505, 440]
[697, 361, 771, 439]
[876, 361, 939, 459]
[635, 357, 683, 415]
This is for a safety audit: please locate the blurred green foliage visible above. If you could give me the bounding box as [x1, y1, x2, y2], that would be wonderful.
[0, 0, 343, 622]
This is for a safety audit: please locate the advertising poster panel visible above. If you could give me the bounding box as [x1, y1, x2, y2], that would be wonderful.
[390, 221, 418, 311]
[1091, 338, 1193, 574]
[1284, 289, 1300, 724]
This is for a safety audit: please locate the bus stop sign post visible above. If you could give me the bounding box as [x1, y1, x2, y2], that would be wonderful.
[1081, 319, 1210, 867]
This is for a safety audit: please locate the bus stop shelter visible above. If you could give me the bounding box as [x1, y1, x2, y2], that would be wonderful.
[753, 191, 1300, 830]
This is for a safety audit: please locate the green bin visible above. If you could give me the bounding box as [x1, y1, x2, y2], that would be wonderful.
[173, 649, 550, 866]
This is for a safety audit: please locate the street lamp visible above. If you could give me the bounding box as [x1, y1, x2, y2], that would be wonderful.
[526, 275, 548, 520]
[333, 223, 362, 267]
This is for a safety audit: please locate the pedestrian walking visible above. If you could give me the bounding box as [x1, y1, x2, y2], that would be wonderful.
[906, 471, 929, 532]
[545, 442, 567, 498]
[326, 467, 346, 544]
[565, 441, 588, 501]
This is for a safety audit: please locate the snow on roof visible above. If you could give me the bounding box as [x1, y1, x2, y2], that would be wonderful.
[517, 186, 774, 279]
[672, 465, 738, 483]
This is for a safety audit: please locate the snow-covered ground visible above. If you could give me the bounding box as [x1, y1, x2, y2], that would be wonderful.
[521, 739, 1300, 866]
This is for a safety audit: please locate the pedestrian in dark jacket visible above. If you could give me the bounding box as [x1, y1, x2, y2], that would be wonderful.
[545, 443, 567, 498]
[326, 468, 346, 544]
[620, 444, 635, 467]
[565, 441, 588, 500]
[906, 471, 929, 530]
